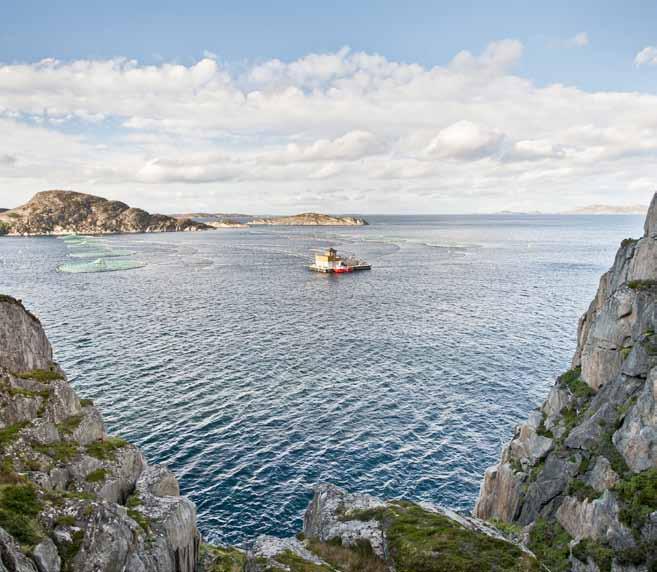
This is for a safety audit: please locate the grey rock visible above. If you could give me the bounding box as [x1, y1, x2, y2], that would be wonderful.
[0, 527, 38, 572]
[518, 454, 581, 525]
[473, 461, 524, 521]
[0, 297, 52, 372]
[303, 483, 387, 558]
[33, 537, 61, 572]
[586, 456, 619, 492]
[614, 368, 657, 472]
[556, 491, 634, 549]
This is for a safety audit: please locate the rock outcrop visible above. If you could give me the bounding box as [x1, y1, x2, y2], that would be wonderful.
[0, 191, 209, 236]
[239, 483, 538, 572]
[249, 213, 368, 226]
[0, 295, 200, 572]
[475, 193, 657, 571]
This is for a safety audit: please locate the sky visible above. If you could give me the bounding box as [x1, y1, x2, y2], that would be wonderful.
[1, 0, 657, 214]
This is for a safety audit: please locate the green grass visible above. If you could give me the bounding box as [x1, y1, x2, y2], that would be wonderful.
[597, 429, 630, 477]
[527, 518, 571, 572]
[126, 492, 142, 508]
[488, 518, 523, 537]
[55, 514, 76, 527]
[571, 539, 614, 572]
[79, 398, 94, 407]
[33, 441, 79, 463]
[15, 369, 63, 382]
[85, 436, 128, 461]
[614, 468, 657, 532]
[85, 468, 108, 483]
[0, 421, 29, 448]
[559, 367, 594, 398]
[338, 507, 386, 522]
[384, 501, 538, 572]
[200, 544, 248, 572]
[567, 479, 601, 502]
[0, 483, 43, 546]
[308, 538, 387, 572]
[628, 279, 657, 291]
[59, 529, 84, 572]
[127, 507, 151, 533]
[270, 550, 334, 572]
[58, 415, 83, 435]
[621, 238, 638, 248]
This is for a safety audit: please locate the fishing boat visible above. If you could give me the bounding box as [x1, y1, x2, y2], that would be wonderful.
[308, 248, 371, 273]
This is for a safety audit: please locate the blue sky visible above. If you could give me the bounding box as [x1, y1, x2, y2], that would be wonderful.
[1, 1, 657, 213]
[2, 0, 655, 91]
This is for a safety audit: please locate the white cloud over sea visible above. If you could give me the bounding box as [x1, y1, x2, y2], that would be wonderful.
[1, 40, 657, 213]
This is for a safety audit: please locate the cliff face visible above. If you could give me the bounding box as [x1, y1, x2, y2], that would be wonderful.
[249, 213, 368, 226]
[475, 194, 657, 571]
[0, 295, 200, 572]
[0, 191, 209, 236]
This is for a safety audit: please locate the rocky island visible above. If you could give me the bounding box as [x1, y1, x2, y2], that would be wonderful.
[2, 195, 657, 571]
[248, 213, 368, 226]
[0, 191, 209, 236]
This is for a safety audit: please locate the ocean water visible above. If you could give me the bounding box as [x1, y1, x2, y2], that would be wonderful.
[0, 214, 644, 544]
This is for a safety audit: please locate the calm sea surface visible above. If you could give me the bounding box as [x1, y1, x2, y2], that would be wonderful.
[0, 214, 644, 544]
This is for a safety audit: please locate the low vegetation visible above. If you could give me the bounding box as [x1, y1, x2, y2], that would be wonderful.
[628, 279, 657, 291]
[384, 501, 538, 572]
[308, 538, 386, 572]
[0, 483, 43, 546]
[86, 436, 128, 460]
[59, 529, 85, 572]
[200, 544, 247, 572]
[85, 468, 108, 483]
[15, 368, 63, 382]
[614, 468, 657, 532]
[571, 539, 614, 572]
[527, 517, 571, 572]
[33, 440, 79, 463]
[269, 550, 334, 572]
[0, 421, 29, 448]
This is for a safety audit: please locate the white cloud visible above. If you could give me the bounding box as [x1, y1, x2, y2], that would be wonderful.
[635, 46, 657, 67]
[571, 32, 589, 47]
[0, 41, 657, 213]
[424, 121, 505, 160]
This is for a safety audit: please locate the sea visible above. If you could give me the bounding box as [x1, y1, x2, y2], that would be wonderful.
[0, 214, 644, 544]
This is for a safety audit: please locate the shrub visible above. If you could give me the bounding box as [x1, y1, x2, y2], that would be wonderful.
[15, 369, 63, 382]
[615, 468, 657, 531]
[567, 479, 601, 502]
[0, 422, 29, 448]
[59, 529, 84, 572]
[527, 518, 571, 572]
[0, 483, 43, 546]
[572, 539, 614, 572]
[628, 279, 657, 291]
[79, 399, 94, 407]
[86, 436, 128, 461]
[85, 468, 107, 483]
[58, 415, 83, 435]
[33, 441, 79, 463]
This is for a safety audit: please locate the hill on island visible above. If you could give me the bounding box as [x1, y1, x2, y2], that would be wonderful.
[0, 191, 209, 236]
[249, 212, 368, 226]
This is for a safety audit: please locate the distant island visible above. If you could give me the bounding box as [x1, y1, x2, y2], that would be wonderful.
[562, 203, 647, 215]
[0, 190, 209, 236]
[249, 212, 368, 226]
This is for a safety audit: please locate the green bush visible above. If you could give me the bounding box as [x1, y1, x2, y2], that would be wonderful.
[33, 441, 79, 463]
[567, 479, 601, 502]
[572, 539, 614, 572]
[0, 483, 43, 546]
[86, 436, 128, 460]
[15, 369, 63, 382]
[628, 279, 657, 291]
[615, 468, 657, 531]
[527, 518, 571, 572]
[0, 421, 29, 448]
[85, 468, 108, 483]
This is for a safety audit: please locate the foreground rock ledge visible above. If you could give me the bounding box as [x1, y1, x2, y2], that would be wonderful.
[475, 193, 657, 571]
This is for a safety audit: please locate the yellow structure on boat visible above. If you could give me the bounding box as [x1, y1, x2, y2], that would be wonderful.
[309, 248, 371, 273]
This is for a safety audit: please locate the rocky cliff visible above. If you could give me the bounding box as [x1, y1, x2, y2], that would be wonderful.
[475, 194, 657, 571]
[0, 191, 209, 236]
[0, 295, 200, 571]
[248, 213, 368, 226]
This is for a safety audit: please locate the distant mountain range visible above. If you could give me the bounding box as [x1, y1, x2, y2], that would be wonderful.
[562, 203, 647, 215]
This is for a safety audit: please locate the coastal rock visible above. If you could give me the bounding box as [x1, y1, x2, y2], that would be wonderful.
[476, 192, 657, 571]
[613, 368, 657, 472]
[0, 296, 53, 372]
[0, 295, 200, 572]
[0, 190, 209, 236]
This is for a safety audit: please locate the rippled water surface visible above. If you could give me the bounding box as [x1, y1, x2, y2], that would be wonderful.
[0, 214, 644, 543]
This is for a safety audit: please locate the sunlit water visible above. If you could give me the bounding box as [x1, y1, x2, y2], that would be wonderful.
[0, 214, 643, 544]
